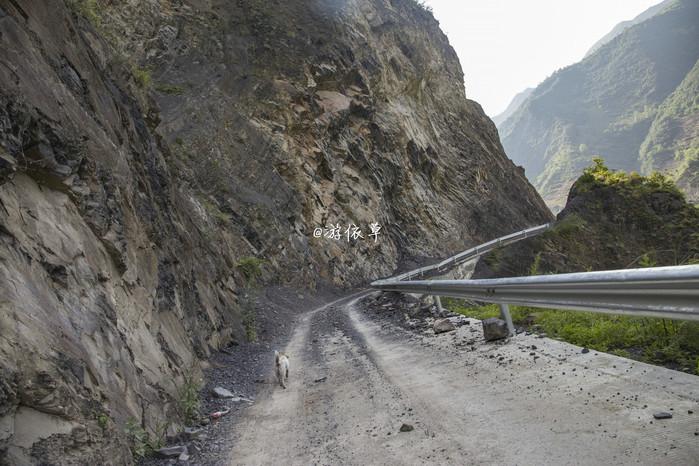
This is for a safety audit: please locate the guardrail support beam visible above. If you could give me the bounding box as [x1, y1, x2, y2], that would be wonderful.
[499, 303, 515, 337]
[435, 296, 443, 313]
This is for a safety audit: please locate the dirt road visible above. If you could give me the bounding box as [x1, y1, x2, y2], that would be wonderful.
[220, 293, 699, 465]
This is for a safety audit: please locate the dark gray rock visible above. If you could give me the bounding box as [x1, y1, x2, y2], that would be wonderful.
[212, 386, 236, 398]
[482, 318, 509, 341]
[183, 426, 205, 441]
[156, 445, 188, 458]
[0, 150, 16, 184]
[399, 423, 414, 432]
[653, 412, 673, 419]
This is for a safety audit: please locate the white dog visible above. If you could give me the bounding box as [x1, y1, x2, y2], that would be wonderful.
[275, 350, 290, 389]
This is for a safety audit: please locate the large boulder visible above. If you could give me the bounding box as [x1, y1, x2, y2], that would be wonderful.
[482, 318, 509, 341]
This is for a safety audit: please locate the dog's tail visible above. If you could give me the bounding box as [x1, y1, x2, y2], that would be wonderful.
[274, 350, 280, 364]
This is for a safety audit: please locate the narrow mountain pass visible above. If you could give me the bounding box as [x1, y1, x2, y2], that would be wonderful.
[222, 294, 699, 466]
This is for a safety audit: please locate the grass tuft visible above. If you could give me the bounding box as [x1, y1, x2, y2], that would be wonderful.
[132, 67, 152, 89]
[124, 419, 166, 458]
[176, 370, 202, 426]
[236, 256, 265, 284]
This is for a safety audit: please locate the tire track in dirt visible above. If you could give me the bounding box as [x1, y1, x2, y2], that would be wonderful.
[226, 292, 699, 465]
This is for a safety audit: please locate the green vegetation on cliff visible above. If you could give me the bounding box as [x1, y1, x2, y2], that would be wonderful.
[470, 160, 699, 374]
[640, 60, 699, 201]
[478, 159, 699, 277]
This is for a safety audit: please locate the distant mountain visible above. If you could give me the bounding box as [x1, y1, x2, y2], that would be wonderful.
[583, 0, 675, 58]
[492, 87, 534, 127]
[498, 0, 699, 211]
[640, 59, 699, 201]
[474, 159, 699, 278]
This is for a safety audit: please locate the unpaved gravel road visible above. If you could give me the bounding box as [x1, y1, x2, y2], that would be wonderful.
[219, 292, 699, 466]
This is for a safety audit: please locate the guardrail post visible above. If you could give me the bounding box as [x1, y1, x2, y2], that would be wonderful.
[435, 296, 443, 313]
[499, 303, 515, 337]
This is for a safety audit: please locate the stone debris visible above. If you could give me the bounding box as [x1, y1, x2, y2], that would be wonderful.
[581, 348, 590, 354]
[211, 387, 252, 402]
[212, 386, 236, 398]
[482, 318, 509, 341]
[446, 315, 470, 326]
[156, 445, 188, 458]
[653, 411, 673, 419]
[433, 318, 456, 334]
[399, 423, 414, 432]
[314, 376, 328, 383]
[183, 426, 205, 440]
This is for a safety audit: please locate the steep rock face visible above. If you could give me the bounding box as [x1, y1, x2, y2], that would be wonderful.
[499, 0, 699, 211]
[0, 0, 550, 463]
[97, 0, 551, 283]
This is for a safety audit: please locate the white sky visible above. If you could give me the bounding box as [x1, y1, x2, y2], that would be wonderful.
[423, 0, 662, 117]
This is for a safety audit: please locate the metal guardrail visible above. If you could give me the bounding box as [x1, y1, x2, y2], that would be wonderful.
[371, 223, 699, 331]
[380, 223, 553, 283]
[371, 265, 699, 322]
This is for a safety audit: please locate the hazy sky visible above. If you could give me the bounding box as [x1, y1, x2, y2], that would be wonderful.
[423, 0, 662, 117]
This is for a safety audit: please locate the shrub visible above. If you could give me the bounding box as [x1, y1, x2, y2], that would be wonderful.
[577, 157, 684, 198]
[97, 413, 109, 430]
[551, 213, 587, 238]
[483, 246, 503, 268]
[68, 0, 101, 26]
[408, 0, 433, 13]
[123, 419, 167, 458]
[236, 256, 265, 284]
[132, 67, 152, 89]
[200, 198, 232, 224]
[529, 252, 542, 275]
[176, 371, 202, 426]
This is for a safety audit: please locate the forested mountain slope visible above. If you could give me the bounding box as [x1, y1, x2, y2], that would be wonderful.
[499, 0, 699, 211]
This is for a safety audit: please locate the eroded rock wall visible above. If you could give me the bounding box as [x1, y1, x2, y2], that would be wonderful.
[0, 0, 550, 463]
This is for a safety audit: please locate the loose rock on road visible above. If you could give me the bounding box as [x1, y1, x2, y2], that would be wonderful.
[220, 293, 699, 465]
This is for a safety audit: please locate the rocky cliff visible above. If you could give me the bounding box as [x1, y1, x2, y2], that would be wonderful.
[475, 159, 699, 279]
[499, 0, 699, 211]
[0, 0, 550, 463]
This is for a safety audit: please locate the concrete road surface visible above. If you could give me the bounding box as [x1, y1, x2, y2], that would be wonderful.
[226, 293, 699, 465]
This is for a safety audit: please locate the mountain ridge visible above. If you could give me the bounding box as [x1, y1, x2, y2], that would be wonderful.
[583, 0, 676, 58]
[498, 0, 699, 211]
[492, 87, 534, 127]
